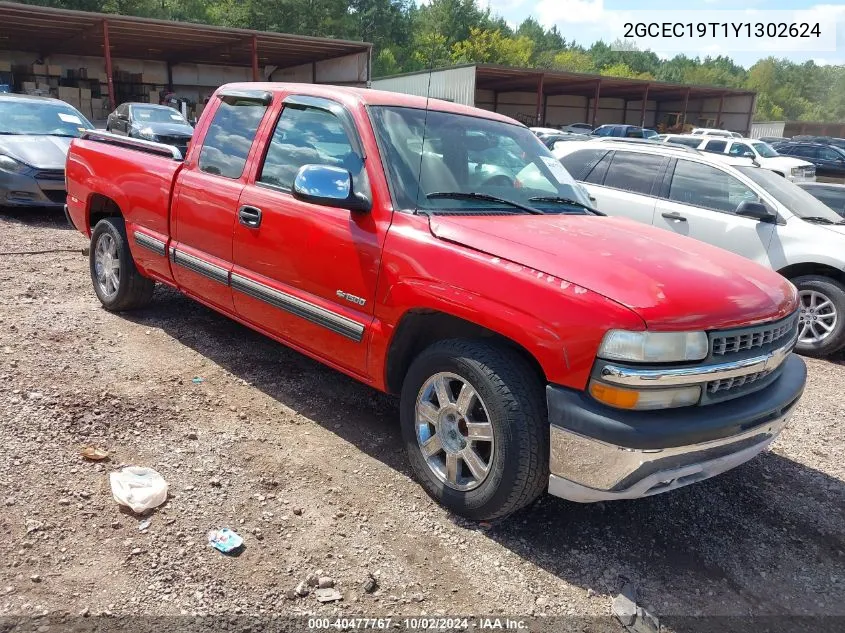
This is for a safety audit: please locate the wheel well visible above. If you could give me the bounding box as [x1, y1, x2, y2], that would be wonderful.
[384, 310, 546, 395]
[88, 194, 123, 231]
[778, 262, 845, 286]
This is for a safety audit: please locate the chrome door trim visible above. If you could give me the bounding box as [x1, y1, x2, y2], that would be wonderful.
[170, 247, 229, 285]
[230, 272, 364, 342]
[133, 231, 166, 257]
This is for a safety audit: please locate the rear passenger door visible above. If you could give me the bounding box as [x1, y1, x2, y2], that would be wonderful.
[653, 158, 775, 264]
[169, 91, 271, 312]
[578, 150, 668, 226]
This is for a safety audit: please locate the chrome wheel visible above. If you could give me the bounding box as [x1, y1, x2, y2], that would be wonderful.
[415, 372, 495, 491]
[94, 233, 120, 299]
[798, 289, 837, 344]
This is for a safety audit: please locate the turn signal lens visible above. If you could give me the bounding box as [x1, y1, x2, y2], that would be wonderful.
[589, 380, 701, 410]
[589, 382, 639, 409]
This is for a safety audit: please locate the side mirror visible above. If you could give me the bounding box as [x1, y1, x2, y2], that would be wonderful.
[742, 151, 755, 158]
[118, 112, 128, 121]
[736, 200, 777, 222]
[292, 164, 370, 212]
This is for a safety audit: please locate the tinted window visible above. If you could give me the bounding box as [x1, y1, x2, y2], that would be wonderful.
[259, 105, 359, 190]
[602, 151, 664, 195]
[584, 151, 613, 184]
[199, 100, 267, 179]
[729, 143, 754, 157]
[791, 145, 817, 158]
[559, 149, 609, 181]
[818, 146, 843, 161]
[703, 140, 727, 153]
[669, 160, 758, 213]
[665, 137, 702, 148]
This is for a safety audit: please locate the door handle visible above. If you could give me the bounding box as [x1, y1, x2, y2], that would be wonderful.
[238, 205, 262, 228]
[661, 212, 687, 222]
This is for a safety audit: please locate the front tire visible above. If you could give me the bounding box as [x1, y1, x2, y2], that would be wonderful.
[400, 339, 548, 521]
[90, 217, 155, 311]
[793, 275, 845, 357]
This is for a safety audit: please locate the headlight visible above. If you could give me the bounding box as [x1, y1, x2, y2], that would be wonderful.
[137, 127, 157, 141]
[599, 330, 708, 363]
[589, 380, 701, 410]
[0, 154, 29, 174]
[791, 166, 801, 176]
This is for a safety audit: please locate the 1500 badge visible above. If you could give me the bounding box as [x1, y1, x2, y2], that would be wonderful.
[336, 290, 367, 306]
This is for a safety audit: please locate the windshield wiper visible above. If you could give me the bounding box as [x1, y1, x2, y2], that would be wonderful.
[426, 192, 544, 215]
[801, 216, 845, 225]
[528, 196, 605, 216]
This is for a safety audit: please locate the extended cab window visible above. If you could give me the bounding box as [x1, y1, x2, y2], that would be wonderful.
[601, 151, 664, 195]
[669, 160, 759, 213]
[198, 99, 267, 179]
[259, 104, 360, 190]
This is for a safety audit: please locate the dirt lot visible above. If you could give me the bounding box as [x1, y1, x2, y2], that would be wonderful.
[0, 210, 843, 632]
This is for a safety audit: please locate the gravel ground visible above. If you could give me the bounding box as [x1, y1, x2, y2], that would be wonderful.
[0, 209, 843, 632]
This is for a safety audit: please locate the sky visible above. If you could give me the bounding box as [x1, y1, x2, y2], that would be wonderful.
[483, 0, 845, 67]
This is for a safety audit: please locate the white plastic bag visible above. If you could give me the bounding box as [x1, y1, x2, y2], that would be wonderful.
[109, 467, 168, 513]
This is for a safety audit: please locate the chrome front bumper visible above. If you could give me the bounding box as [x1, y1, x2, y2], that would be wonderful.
[548, 407, 793, 502]
[546, 352, 806, 503]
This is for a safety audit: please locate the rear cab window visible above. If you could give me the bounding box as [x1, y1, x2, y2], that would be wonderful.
[198, 98, 269, 179]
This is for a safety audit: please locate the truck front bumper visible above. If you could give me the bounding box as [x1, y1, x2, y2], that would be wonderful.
[546, 353, 806, 503]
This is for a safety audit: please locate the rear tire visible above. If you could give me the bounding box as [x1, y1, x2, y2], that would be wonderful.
[400, 339, 548, 521]
[90, 217, 155, 311]
[793, 275, 845, 357]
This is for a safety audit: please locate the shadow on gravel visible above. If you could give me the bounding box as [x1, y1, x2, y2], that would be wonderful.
[124, 287, 845, 628]
[0, 206, 73, 230]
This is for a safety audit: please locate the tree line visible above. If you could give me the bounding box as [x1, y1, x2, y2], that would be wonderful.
[19, 0, 845, 121]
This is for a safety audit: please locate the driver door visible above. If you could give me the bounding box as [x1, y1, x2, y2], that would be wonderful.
[653, 158, 775, 265]
[231, 95, 383, 376]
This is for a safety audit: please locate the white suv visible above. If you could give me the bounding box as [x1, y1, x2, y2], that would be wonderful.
[553, 139, 845, 356]
[661, 135, 816, 183]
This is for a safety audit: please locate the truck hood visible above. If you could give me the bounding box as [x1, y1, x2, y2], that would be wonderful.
[762, 155, 812, 170]
[429, 214, 796, 330]
[0, 135, 72, 170]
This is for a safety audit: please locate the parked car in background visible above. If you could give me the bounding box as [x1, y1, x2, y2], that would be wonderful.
[591, 124, 646, 138]
[529, 126, 565, 137]
[106, 103, 193, 157]
[538, 133, 590, 150]
[561, 122, 593, 134]
[66, 83, 806, 519]
[797, 182, 845, 217]
[792, 136, 845, 150]
[553, 138, 845, 356]
[691, 128, 738, 138]
[693, 136, 815, 183]
[642, 128, 659, 139]
[661, 134, 704, 148]
[0, 93, 93, 208]
[759, 136, 788, 144]
[773, 142, 845, 180]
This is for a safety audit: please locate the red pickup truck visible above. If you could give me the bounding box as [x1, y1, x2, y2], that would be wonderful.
[65, 83, 806, 520]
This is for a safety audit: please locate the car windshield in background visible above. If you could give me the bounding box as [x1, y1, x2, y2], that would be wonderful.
[369, 106, 591, 214]
[751, 142, 779, 158]
[0, 100, 93, 136]
[737, 166, 843, 222]
[133, 106, 187, 124]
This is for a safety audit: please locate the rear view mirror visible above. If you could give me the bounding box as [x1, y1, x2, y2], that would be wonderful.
[292, 164, 370, 212]
[736, 200, 777, 222]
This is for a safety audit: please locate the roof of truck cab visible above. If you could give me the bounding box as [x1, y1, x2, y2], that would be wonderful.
[219, 82, 523, 126]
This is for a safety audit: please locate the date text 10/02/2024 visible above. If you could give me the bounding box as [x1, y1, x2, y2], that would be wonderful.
[307, 617, 529, 630]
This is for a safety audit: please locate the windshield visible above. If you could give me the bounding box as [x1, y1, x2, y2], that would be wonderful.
[737, 166, 843, 222]
[751, 142, 779, 158]
[0, 99, 93, 136]
[132, 106, 187, 125]
[369, 106, 592, 213]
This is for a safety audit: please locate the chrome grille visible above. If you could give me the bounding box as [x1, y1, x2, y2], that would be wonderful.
[711, 313, 798, 356]
[707, 369, 774, 394]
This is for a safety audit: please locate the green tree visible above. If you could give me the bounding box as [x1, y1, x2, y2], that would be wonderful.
[451, 28, 533, 66]
[550, 49, 595, 73]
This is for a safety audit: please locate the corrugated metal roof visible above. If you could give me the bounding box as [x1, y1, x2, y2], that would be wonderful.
[0, 1, 371, 68]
